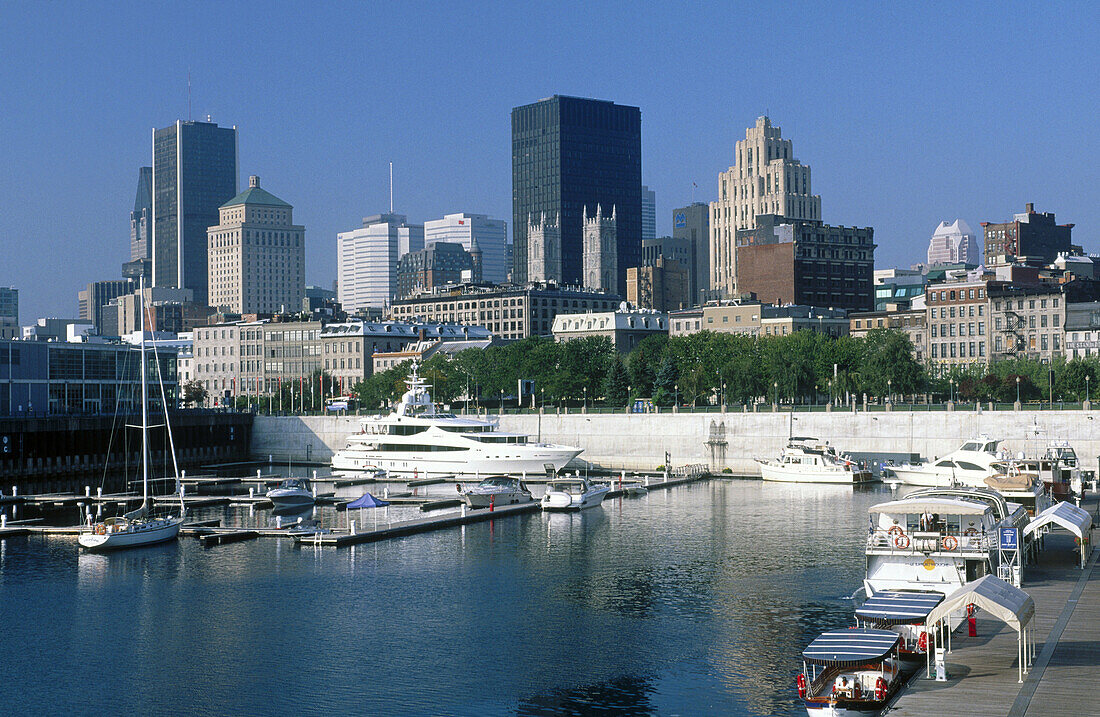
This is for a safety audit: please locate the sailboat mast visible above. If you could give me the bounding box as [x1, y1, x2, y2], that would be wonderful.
[139, 277, 149, 507]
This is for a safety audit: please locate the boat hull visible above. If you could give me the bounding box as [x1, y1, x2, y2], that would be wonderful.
[541, 486, 610, 511]
[759, 462, 875, 484]
[332, 449, 581, 478]
[463, 490, 533, 508]
[888, 466, 989, 488]
[78, 518, 182, 552]
[804, 699, 891, 717]
[267, 490, 315, 509]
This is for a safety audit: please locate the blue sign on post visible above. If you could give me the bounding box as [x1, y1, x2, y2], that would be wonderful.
[999, 527, 1018, 551]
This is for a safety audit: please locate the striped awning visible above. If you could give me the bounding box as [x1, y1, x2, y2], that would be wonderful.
[802, 628, 901, 667]
[856, 591, 944, 625]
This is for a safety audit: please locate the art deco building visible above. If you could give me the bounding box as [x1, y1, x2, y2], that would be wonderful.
[927, 219, 979, 266]
[206, 176, 305, 314]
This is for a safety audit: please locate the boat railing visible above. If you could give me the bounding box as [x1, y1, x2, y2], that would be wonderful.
[867, 528, 992, 553]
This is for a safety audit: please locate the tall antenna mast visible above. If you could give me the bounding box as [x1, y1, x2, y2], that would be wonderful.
[187, 70, 192, 121]
[389, 162, 393, 213]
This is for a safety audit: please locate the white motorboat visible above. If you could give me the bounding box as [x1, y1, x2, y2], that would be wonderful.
[1016, 441, 1082, 499]
[461, 476, 533, 508]
[888, 436, 1007, 487]
[541, 476, 610, 511]
[332, 363, 581, 477]
[80, 277, 184, 552]
[798, 627, 904, 717]
[984, 464, 1052, 516]
[267, 478, 315, 509]
[756, 437, 875, 484]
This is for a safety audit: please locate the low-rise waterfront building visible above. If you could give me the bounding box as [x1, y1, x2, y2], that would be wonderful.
[552, 309, 667, 353]
[926, 274, 989, 371]
[988, 285, 1064, 362]
[849, 303, 927, 362]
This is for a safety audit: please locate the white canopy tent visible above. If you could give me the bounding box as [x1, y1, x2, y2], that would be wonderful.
[1024, 501, 1093, 568]
[923, 575, 1036, 683]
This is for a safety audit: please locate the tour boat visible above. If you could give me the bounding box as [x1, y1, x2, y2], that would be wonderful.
[267, 478, 315, 509]
[756, 437, 874, 484]
[888, 436, 1007, 487]
[79, 278, 184, 552]
[460, 475, 534, 508]
[331, 364, 581, 477]
[541, 476, 610, 511]
[853, 590, 944, 666]
[798, 627, 904, 716]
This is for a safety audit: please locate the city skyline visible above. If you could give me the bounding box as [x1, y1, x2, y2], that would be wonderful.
[2, 2, 1097, 322]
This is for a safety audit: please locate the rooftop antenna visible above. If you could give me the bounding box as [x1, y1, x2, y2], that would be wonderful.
[389, 162, 394, 213]
[187, 69, 192, 121]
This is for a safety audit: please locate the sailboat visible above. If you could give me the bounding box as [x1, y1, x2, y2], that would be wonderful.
[79, 279, 185, 551]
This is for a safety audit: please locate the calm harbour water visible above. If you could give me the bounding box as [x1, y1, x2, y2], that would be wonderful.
[1, 479, 893, 716]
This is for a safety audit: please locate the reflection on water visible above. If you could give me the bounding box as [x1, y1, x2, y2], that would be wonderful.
[0, 479, 891, 716]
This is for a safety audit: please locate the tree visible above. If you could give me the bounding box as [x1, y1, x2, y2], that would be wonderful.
[602, 354, 630, 407]
[861, 329, 924, 398]
[181, 379, 207, 407]
[653, 356, 679, 406]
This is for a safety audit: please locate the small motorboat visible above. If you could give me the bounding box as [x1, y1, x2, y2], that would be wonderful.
[854, 590, 944, 667]
[798, 627, 904, 716]
[541, 476, 610, 511]
[756, 437, 875, 484]
[267, 478, 315, 509]
[460, 475, 533, 508]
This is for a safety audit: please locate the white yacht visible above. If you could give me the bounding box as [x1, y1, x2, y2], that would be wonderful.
[542, 476, 610, 511]
[331, 365, 581, 478]
[461, 476, 534, 509]
[888, 436, 1007, 487]
[756, 437, 874, 484]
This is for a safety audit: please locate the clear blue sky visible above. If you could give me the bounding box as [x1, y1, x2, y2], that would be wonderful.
[1, 1, 1097, 322]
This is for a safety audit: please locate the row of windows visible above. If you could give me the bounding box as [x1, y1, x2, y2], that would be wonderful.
[930, 288, 986, 302]
[931, 342, 986, 359]
[931, 323, 985, 337]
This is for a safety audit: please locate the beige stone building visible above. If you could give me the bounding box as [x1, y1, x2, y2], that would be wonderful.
[582, 205, 617, 292]
[989, 286, 1064, 362]
[709, 116, 821, 296]
[207, 176, 305, 315]
[552, 309, 668, 353]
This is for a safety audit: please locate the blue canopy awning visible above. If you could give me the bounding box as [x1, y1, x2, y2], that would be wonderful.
[802, 628, 900, 667]
[855, 591, 945, 625]
[347, 492, 389, 509]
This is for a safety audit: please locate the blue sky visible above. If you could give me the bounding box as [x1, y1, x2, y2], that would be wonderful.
[1, 1, 1097, 322]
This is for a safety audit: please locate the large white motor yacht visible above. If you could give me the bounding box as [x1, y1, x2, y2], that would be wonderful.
[756, 437, 874, 484]
[888, 436, 1007, 487]
[331, 365, 582, 478]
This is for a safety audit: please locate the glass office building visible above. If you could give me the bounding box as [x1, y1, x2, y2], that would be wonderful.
[152, 120, 238, 305]
[511, 96, 641, 294]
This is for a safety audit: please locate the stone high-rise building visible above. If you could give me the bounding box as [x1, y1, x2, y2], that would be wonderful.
[583, 205, 617, 292]
[206, 176, 305, 314]
[152, 119, 238, 305]
[130, 166, 152, 261]
[709, 116, 821, 296]
[527, 212, 562, 283]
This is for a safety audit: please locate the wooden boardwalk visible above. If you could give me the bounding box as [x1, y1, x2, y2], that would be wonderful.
[886, 506, 1100, 716]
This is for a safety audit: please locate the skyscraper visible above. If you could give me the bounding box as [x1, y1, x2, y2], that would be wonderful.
[130, 166, 152, 261]
[424, 213, 507, 283]
[927, 219, 980, 267]
[152, 120, 238, 305]
[337, 213, 424, 312]
[511, 95, 641, 294]
[673, 202, 711, 303]
[641, 185, 656, 241]
[207, 176, 305, 314]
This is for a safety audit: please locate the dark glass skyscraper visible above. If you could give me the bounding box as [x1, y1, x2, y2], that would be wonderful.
[130, 166, 152, 262]
[512, 96, 641, 294]
[152, 120, 238, 305]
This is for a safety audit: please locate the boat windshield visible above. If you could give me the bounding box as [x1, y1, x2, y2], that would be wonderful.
[480, 478, 516, 488]
[551, 481, 585, 495]
[960, 442, 981, 451]
[278, 479, 306, 490]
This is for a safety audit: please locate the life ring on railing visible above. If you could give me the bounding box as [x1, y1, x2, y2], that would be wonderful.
[852, 681, 861, 699]
[894, 534, 910, 549]
[917, 630, 928, 652]
[888, 525, 905, 538]
[797, 673, 807, 698]
[943, 535, 959, 551]
[95, 525, 105, 535]
[875, 677, 887, 701]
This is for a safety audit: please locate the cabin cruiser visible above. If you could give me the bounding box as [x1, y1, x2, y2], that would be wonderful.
[984, 464, 1052, 516]
[756, 437, 874, 484]
[331, 364, 581, 477]
[1016, 441, 1082, 499]
[854, 591, 944, 666]
[266, 478, 315, 509]
[460, 476, 534, 508]
[541, 476, 610, 511]
[888, 436, 1007, 487]
[798, 628, 904, 717]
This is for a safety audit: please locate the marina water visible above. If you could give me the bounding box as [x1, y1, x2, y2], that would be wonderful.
[1, 479, 892, 716]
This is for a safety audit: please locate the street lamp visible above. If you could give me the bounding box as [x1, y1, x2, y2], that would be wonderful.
[583, 386, 588, 411]
[1087, 375, 1091, 404]
[674, 383, 678, 407]
[1016, 376, 1021, 404]
[887, 378, 892, 404]
[499, 388, 504, 413]
[949, 379, 954, 404]
[774, 381, 778, 406]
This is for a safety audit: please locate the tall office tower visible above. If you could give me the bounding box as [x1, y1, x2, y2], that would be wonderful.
[927, 219, 980, 266]
[673, 202, 711, 304]
[207, 176, 305, 314]
[641, 185, 656, 241]
[152, 119, 238, 305]
[526, 212, 562, 283]
[337, 213, 424, 312]
[512, 95, 641, 294]
[130, 167, 152, 261]
[583, 205, 618, 292]
[424, 212, 507, 283]
[709, 117, 820, 295]
[0, 287, 17, 339]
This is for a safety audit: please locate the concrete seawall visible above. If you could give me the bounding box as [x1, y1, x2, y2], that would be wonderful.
[251, 409, 1100, 475]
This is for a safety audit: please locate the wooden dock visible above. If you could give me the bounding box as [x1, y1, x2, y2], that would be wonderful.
[887, 510, 1100, 716]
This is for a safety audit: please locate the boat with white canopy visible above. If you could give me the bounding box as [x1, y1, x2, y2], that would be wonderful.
[756, 437, 874, 484]
[854, 591, 944, 665]
[460, 475, 534, 508]
[797, 627, 904, 716]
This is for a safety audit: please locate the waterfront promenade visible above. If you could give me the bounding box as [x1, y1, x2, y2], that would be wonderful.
[887, 504, 1100, 716]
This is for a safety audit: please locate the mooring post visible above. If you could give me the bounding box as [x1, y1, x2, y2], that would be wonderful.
[249, 487, 255, 499]
[85, 485, 90, 497]
[97, 487, 102, 498]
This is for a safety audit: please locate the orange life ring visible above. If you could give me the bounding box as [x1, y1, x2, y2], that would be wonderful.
[943, 535, 959, 551]
[95, 525, 105, 535]
[875, 677, 887, 701]
[888, 525, 905, 538]
[797, 673, 807, 698]
[894, 534, 910, 549]
[456, 483, 462, 493]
